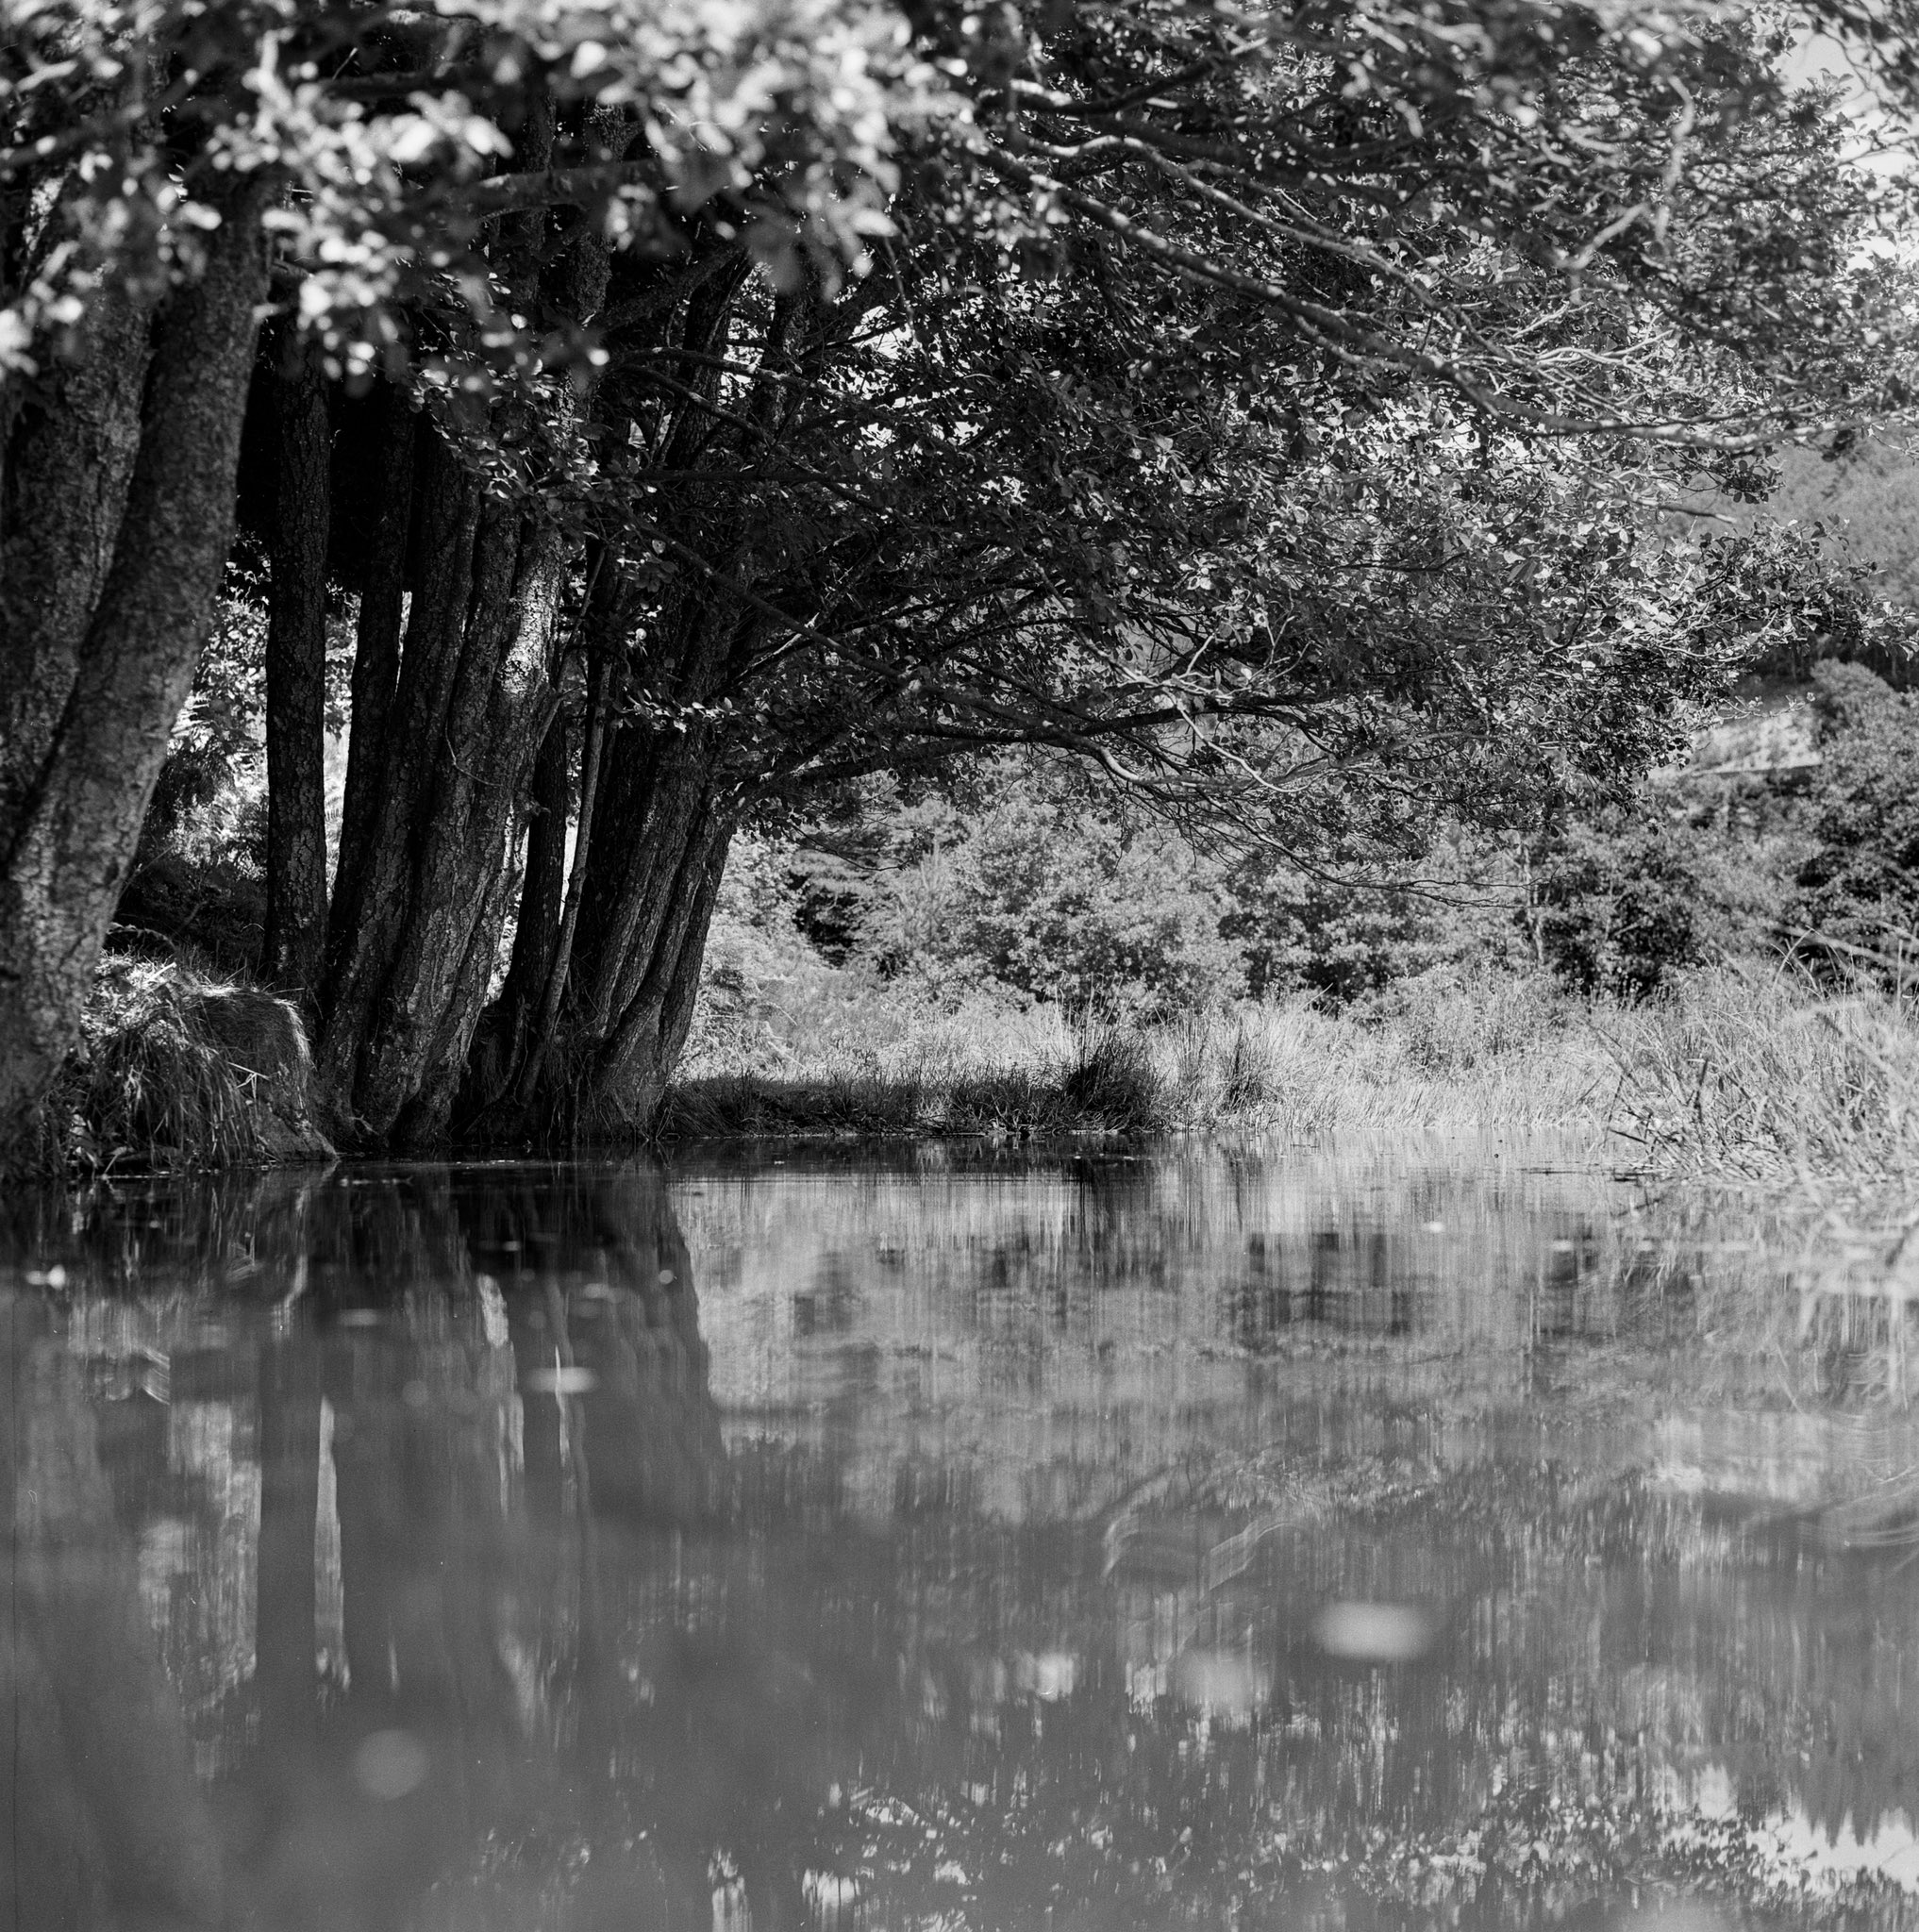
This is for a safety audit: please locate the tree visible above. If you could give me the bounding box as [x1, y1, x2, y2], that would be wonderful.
[449, 4, 1914, 1137]
[0, 0, 916, 1160]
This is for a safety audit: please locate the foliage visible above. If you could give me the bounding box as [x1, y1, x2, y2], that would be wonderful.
[683, 833, 840, 1066]
[1224, 839, 1528, 1006]
[1530, 819, 1697, 999]
[848, 763, 1244, 1019]
[1524, 795, 1803, 1001]
[142, 559, 271, 846]
[1767, 439, 1919, 617]
[1791, 661, 1919, 979]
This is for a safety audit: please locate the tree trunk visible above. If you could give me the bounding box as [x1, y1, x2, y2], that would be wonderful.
[0, 181, 267, 1169]
[0, 1299, 228, 1929]
[468, 701, 570, 1112]
[255, 1334, 323, 1746]
[317, 427, 564, 1149]
[263, 315, 333, 1008]
[328, 384, 417, 982]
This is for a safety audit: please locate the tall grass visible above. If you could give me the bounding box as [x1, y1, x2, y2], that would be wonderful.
[1601, 965, 1919, 1185]
[667, 957, 1919, 1188]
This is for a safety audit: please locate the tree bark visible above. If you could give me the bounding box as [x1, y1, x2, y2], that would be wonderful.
[0, 273, 155, 847]
[0, 181, 268, 1169]
[263, 314, 333, 1008]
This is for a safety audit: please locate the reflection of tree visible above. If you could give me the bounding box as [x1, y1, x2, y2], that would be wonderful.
[1, 1296, 227, 1931]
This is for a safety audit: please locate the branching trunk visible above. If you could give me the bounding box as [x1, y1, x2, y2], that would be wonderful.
[505, 711, 733, 1137]
[263, 315, 333, 1007]
[0, 182, 267, 1168]
[318, 426, 563, 1149]
[476, 702, 571, 1101]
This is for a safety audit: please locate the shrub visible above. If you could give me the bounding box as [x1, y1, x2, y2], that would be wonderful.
[855, 763, 1245, 1019]
[1791, 662, 1919, 981]
[1224, 838, 1528, 1005]
[1526, 814, 1710, 1000]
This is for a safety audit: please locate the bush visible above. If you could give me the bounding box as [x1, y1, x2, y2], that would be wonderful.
[1224, 836, 1528, 1005]
[1526, 815, 1710, 1000]
[854, 762, 1245, 1019]
[1791, 662, 1919, 981]
[1224, 867, 1448, 1003]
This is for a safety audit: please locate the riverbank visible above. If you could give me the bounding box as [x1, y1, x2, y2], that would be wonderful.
[667, 963, 1919, 1202]
[661, 974, 1609, 1140]
[42, 956, 1919, 1199]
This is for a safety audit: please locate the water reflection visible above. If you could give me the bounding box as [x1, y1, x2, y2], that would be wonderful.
[2, 1142, 1918, 1929]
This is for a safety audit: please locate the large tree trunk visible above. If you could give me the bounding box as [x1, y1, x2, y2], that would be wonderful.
[317, 426, 564, 1150]
[0, 182, 267, 1169]
[263, 317, 334, 1008]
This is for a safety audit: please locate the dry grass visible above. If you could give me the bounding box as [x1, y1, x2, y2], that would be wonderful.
[666, 958, 1919, 1195]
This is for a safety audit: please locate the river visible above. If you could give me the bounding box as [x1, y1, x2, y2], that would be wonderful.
[3, 1136, 1916, 1930]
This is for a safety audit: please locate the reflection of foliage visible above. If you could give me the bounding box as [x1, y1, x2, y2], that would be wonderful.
[24, 1155, 1919, 1929]
[1793, 663, 1919, 980]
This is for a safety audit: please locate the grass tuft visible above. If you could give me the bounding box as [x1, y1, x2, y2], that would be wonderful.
[53, 958, 332, 1174]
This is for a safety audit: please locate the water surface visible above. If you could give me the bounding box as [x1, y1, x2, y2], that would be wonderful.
[4, 1138, 1917, 1930]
